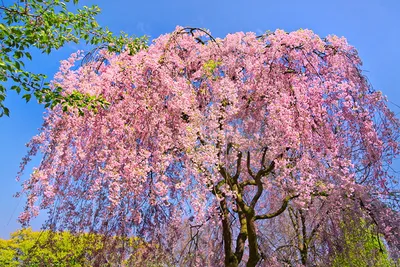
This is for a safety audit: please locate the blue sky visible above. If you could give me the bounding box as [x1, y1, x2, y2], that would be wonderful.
[0, 0, 399, 238]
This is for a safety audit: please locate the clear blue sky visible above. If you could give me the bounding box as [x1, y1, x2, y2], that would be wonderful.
[1, 0, 399, 238]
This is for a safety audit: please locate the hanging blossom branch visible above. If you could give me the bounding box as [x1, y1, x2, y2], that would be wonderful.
[16, 26, 400, 267]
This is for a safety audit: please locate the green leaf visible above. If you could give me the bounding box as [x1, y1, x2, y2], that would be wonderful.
[25, 52, 32, 60]
[22, 94, 31, 103]
[14, 51, 23, 59]
[14, 61, 21, 70]
[11, 85, 21, 94]
[3, 107, 9, 117]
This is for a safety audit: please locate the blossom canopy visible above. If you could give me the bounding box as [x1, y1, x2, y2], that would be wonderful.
[18, 27, 400, 266]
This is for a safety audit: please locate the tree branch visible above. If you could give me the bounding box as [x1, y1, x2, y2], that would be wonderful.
[247, 151, 255, 179]
[233, 152, 242, 182]
[260, 146, 268, 169]
[240, 180, 257, 188]
[255, 195, 299, 220]
[250, 160, 275, 208]
[256, 160, 275, 179]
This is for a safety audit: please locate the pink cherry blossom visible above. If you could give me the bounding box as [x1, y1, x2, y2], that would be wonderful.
[17, 27, 399, 266]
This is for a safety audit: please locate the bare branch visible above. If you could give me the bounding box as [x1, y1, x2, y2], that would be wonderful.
[247, 151, 255, 179]
[233, 152, 242, 181]
[240, 180, 257, 188]
[255, 195, 299, 220]
[249, 160, 275, 208]
[256, 160, 275, 178]
[250, 177, 263, 209]
[260, 146, 268, 169]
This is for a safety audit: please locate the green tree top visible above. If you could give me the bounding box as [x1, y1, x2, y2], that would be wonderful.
[331, 218, 398, 267]
[0, 228, 168, 266]
[0, 0, 147, 116]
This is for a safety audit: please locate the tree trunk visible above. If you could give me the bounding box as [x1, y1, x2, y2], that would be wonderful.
[246, 211, 260, 267]
[221, 199, 239, 267]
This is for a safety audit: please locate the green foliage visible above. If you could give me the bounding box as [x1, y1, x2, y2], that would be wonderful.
[0, 228, 171, 266]
[331, 219, 396, 267]
[0, 228, 145, 267]
[0, 0, 147, 117]
[35, 87, 111, 116]
[202, 59, 221, 78]
[126, 35, 149, 56]
[0, 228, 97, 266]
